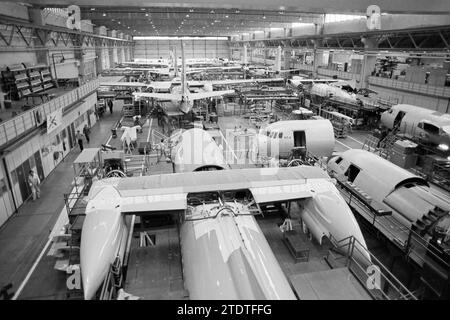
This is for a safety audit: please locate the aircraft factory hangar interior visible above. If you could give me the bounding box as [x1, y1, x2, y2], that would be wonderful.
[1, 0, 450, 305]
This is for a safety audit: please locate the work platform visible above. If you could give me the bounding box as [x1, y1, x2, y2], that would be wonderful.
[123, 226, 186, 299]
[290, 268, 372, 300]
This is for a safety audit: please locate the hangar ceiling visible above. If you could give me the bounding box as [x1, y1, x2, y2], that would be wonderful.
[24, 1, 450, 37]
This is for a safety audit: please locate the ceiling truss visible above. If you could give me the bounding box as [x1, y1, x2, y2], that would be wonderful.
[0, 16, 134, 50]
[231, 25, 450, 51]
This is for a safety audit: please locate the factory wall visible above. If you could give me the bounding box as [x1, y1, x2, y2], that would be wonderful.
[134, 39, 230, 60]
[0, 92, 97, 225]
[322, 14, 450, 35]
[0, 161, 14, 227]
[291, 24, 317, 37]
[0, 25, 37, 69]
[368, 83, 450, 113]
[0, 2, 29, 20]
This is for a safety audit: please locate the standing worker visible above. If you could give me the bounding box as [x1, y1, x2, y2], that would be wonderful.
[76, 130, 84, 151]
[28, 170, 41, 201]
[83, 124, 91, 144]
[157, 139, 166, 163]
[108, 99, 114, 114]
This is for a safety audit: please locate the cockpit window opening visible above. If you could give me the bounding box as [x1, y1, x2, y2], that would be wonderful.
[345, 164, 361, 183]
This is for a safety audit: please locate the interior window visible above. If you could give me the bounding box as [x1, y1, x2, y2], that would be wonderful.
[278, 132, 283, 139]
[335, 157, 342, 164]
[345, 164, 360, 183]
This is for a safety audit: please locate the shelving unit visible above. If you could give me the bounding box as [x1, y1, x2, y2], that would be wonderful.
[1, 63, 56, 100]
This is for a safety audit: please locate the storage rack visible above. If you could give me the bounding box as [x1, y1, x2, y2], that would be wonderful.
[1, 63, 56, 100]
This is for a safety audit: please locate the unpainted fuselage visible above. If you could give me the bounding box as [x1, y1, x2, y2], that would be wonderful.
[328, 149, 450, 228]
[256, 120, 335, 159]
[181, 202, 296, 299]
[380, 104, 450, 149]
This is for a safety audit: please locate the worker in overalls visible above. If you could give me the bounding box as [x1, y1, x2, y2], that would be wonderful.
[28, 170, 41, 201]
[76, 130, 84, 151]
[157, 139, 166, 163]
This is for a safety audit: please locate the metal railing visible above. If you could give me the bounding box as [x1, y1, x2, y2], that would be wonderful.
[333, 178, 450, 279]
[63, 182, 89, 219]
[317, 67, 361, 81]
[99, 257, 123, 300]
[368, 76, 450, 99]
[0, 79, 99, 148]
[327, 235, 418, 300]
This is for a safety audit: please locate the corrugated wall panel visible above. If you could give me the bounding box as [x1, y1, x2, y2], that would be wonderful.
[134, 39, 230, 60]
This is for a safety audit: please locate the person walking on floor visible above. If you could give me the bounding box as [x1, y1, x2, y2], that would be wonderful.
[108, 99, 113, 114]
[157, 139, 166, 163]
[83, 124, 91, 144]
[76, 130, 84, 151]
[28, 170, 40, 200]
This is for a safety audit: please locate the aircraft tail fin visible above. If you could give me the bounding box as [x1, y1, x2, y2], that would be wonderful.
[181, 41, 187, 96]
[275, 46, 282, 73]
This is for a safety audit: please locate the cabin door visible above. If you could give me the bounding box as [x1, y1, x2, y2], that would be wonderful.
[293, 131, 306, 148]
[393, 111, 406, 129]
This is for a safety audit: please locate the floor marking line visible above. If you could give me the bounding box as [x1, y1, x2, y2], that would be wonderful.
[347, 136, 365, 145]
[12, 180, 81, 299]
[12, 237, 52, 300]
[335, 140, 354, 151]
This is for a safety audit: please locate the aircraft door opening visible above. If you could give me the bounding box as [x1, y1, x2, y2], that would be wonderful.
[345, 164, 361, 183]
[393, 111, 405, 129]
[294, 131, 306, 148]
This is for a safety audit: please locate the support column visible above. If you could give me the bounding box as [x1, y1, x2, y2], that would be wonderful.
[242, 45, 248, 64]
[94, 26, 107, 73]
[361, 37, 379, 88]
[74, 39, 85, 84]
[284, 49, 291, 71]
[107, 30, 118, 68]
[312, 41, 323, 78]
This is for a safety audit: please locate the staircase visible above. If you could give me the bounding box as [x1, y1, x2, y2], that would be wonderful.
[411, 206, 449, 237]
[379, 133, 398, 159]
[324, 235, 354, 269]
[151, 129, 170, 146]
[362, 134, 379, 152]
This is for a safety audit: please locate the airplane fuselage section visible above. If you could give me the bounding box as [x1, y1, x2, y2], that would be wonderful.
[180, 202, 296, 300]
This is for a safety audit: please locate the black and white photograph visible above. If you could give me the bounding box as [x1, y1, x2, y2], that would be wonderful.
[0, 0, 449, 310]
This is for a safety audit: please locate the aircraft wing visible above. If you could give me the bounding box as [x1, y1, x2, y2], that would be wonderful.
[188, 90, 235, 100]
[268, 68, 306, 73]
[147, 69, 171, 75]
[100, 81, 151, 87]
[133, 92, 182, 101]
[199, 78, 285, 86]
[115, 67, 170, 74]
[289, 79, 340, 85]
[185, 66, 242, 74]
[90, 167, 331, 213]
